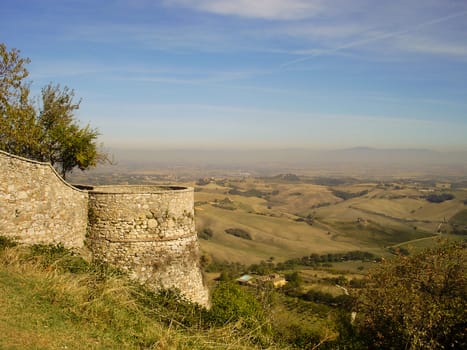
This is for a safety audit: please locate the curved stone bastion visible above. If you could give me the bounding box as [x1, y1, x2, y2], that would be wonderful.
[87, 185, 209, 307]
[0, 150, 209, 307]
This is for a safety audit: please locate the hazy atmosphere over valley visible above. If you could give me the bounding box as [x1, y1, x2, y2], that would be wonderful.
[2, 0, 467, 166]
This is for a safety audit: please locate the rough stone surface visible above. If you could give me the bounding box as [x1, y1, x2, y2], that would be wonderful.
[0, 150, 209, 307]
[88, 186, 209, 306]
[0, 150, 88, 248]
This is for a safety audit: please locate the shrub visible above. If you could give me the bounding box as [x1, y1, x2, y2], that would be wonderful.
[196, 178, 210, 186]
[28, 243, 91, 273]
[225, 228, 252, 240]
[228, 188, 267, 198]
[249, 260, 275, 275]
[355, 241, 466, 349]
[0, 235, 17, 250]
[198, 228, 214, 240]
[388, 246, 410, 256]
[204, 260, 246, 274]
[449, 209, 467, 235]
[207, 282, 267, 328]
[426, 193, 454, 203]
[212, 198, 236, 210]
[134, 287, 205, 328]
[285, 271, 302, 288]
[303, 290, 335, 304]
[349, 279, 366, 288]
[332, 190, 368, 201]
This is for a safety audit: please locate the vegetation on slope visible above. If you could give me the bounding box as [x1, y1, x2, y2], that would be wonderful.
[331, 189, 369, 201]
[208, 240, 466, 349]
[0, 238, 275, 349]
[225, 228, 253, 240]
[449, 209, 467, 235]
[0, 237, 465, 349]
[354, 240, 466, 349]
[425, 193, 455, 203]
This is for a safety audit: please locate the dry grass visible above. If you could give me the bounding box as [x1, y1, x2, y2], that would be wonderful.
[197, 205, 359, 264]
[0, 245, 282, 350]
[194, 179, 467, 264]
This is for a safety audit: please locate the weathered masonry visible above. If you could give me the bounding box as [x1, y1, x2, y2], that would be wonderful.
[0, 151, 88, 247]
[0, 150, 209, 307]
[87, 185, 208, 306]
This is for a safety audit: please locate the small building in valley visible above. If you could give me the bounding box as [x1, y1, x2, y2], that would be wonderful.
[236, 273, 287, 288]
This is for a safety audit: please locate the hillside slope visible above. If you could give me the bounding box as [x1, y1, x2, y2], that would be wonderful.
[0, 242, 273, 350]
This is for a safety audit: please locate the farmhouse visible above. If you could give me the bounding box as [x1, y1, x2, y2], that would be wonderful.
[237, 273, 287, 288]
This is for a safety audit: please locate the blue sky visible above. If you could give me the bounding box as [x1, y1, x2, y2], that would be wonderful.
[2, 0, 467, 151]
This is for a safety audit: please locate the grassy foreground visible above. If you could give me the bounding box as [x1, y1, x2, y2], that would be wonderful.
[2, 237, 464, 350]
[0, 240, 278, 350]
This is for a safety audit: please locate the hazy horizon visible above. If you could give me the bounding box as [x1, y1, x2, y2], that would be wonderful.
[2, 0, 467, 152]
[69, 146, 467, 179]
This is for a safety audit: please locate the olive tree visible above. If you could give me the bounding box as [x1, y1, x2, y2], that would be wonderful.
[0, 43, 107, 178]
[37, 83, 103, 178]
[0, 43, 41, 158]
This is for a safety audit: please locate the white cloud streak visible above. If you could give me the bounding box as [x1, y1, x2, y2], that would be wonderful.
[165, 0, 325, 20]
[281, 9, 467, 67]
[394, 36, 467, 59]
[58, 1, 467, 65]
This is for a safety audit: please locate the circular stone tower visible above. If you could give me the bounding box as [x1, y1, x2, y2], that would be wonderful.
[87, 185, 209, 307]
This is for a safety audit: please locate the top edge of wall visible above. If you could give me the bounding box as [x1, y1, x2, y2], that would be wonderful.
[0, 150, 87, 193]
[1, 150, 191, 195]
[89, 185, 193, 195]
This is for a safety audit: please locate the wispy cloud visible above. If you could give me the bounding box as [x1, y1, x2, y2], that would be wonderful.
[113, 69, 266, 85]
[394, 36, 467, 59]
[30, 58, 266, 87]
[52, 1, 467, 67]
[62, 22, 261, 55]
[280, 9, 467, 67]
[164, 0, 325, 20]
[280, 23, 366, 40]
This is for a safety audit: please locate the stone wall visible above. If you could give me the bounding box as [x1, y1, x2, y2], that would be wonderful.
[0, 151, 209, 307]
[0, 150, 88, 248]
[87, 185, 209, 306]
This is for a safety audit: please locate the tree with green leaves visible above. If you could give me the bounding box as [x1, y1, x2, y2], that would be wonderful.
[354, 241, 466, 349]
[0, 43, 107, 178]
[37, 83, 103, 178]
[0, 43, 40, 158]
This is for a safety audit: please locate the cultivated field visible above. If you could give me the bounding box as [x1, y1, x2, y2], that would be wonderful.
[194, 176, 467, 264]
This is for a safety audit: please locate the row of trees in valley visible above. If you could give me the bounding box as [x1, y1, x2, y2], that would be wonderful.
[0, 43, 106, 178]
